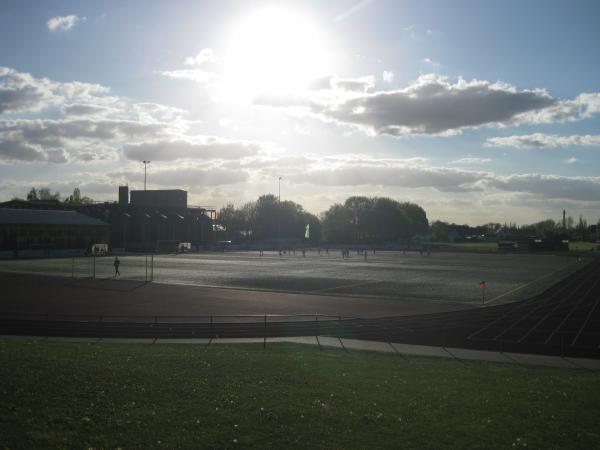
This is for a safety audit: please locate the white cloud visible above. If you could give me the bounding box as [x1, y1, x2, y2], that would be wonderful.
[334, 0, 375, 23]
[296, 165, 484, 192]
[161, 69, 216, 85]
[239, 153, 600, 203]
[0, 67, 121, 116]
[521, 93, 600, 124]
[382, 70, 394, 83]
[145, 167, 248, 186]
[308, 74, 375, 93]
[451, 157, 492, 165]
[121, 139, 260, 162]
[62, 103, 114, 118]
[488, 173, 600, 202]
[184, 48, 215, 66]
[564, 157, 579, 164]
[108, 164, 248, 187]
[486, 133, 600, 149]
[0, 67, 57, 114]
[259, 73, 600, 137]
[0, 66, 252, 164]
[47, 15, 80, 32]
[0, 138, 67, 163]
[0, 118, 168, 163]
[312, 75, 556, 135]
[422, 58, 440, 69]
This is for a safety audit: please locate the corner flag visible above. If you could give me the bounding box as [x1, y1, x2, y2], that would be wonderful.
[305, 224, 310, 239]
[478, 281, 486, 304]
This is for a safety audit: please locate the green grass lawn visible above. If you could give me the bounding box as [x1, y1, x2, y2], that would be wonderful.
[428, 241, 498, 250]
[434, 240, 600, 254]
[569, 241, 599, 251]
[1, 340, 599, 449]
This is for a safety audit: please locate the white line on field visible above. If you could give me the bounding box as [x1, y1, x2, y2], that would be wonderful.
[485, 260, 584, 305]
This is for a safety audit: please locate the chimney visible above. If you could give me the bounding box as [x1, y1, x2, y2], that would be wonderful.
[562, 209, 566, 229]
[119, 185, 129, 206]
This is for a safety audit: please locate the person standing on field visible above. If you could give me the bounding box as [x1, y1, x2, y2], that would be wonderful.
[114, 256, 121, 277]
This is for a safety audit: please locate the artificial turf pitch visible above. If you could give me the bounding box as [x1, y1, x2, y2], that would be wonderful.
[1, 339, 599, 449]
[0, 251, 582, 305]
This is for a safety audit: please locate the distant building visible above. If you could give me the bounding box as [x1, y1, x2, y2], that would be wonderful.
[129, 188, 187, 209]
[0, 187, 216, 252]
[497, 235, 569, 252]
[0, 208, 109, 256]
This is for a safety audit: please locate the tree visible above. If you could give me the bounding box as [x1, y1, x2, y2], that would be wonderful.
[64, 188, 93, 205]
[26, 188, 38, 201]
[574, 215, 589, 241]
[252, 194, 279, 241]
[430, 221, 450, 241]
[370, 197, 408, 241]
[321, 196, 428, 243]
[399, 202, 428, 239]
[533, 219, 558, 238]
[321, 203, 354, 243]
[343, 196, 373, 241]
[66, 188, 82, 204]
[26, 187, 59, 201]
[215, 195, 321, 242]
[217, 203, 251, 241]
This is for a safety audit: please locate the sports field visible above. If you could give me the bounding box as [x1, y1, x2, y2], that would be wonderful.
[0, 251, 583, 305]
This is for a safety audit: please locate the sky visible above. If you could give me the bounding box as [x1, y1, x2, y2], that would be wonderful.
[1, 0, 600, 225]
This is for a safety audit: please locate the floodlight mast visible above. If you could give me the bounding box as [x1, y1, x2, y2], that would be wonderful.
[278, 176, 282, 249]
[143, 160, 151, 191]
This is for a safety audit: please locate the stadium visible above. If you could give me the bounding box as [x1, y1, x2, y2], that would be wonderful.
[3, 2, 600, 447]
[2, 248, 599, 360]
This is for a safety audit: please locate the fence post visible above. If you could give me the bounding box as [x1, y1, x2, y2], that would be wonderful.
[264, 314, 267, 348]
[151, 254, 154, 282]
[93, 255, 96, 279]
[210, 315, 213, 337]
[145, 255, 148, 282]
[71, 257, 75, 278]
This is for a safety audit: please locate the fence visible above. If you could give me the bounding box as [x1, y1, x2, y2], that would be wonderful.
[0, 312, 350, 348]
[0, 254, 156, 282]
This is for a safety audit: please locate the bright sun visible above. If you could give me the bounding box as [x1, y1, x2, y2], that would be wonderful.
[223, 7, 330, 101]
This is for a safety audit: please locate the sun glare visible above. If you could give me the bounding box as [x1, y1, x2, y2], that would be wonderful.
[223, 7, 330, 101]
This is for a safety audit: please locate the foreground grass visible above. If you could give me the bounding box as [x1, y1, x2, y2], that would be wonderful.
[1, 340, 599, 449]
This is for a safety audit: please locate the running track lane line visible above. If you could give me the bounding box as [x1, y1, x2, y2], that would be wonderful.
[484, 259, 585, 305]
[310, 280, 380, 294]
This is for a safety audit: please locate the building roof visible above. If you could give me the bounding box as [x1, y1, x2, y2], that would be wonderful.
[0, 199, 67, 210]
[0, 208, 108, 227]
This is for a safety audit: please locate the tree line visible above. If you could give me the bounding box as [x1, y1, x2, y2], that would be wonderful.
[216, 194, 429, 244]
[15, 187, 598, 243]
[429, 216, 599, 242]
[22, 187, 94, 205]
